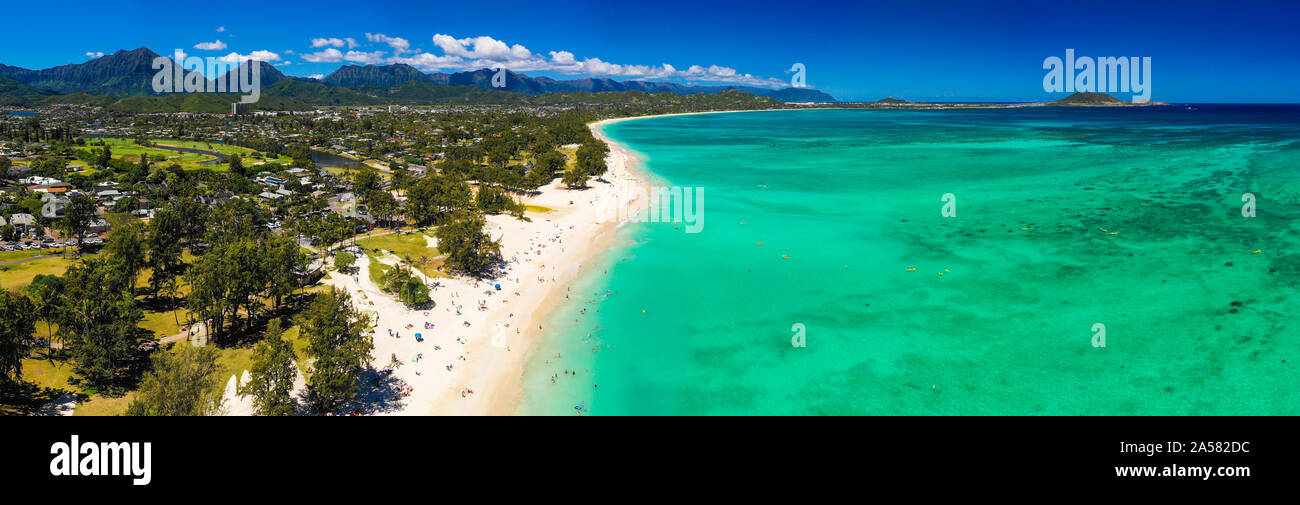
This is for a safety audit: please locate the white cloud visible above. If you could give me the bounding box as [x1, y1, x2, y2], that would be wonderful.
[216, 26, 225, 33]
[194, 40, 228, 51]
[299, 32, 790, 88]
[389, 52, 463, 69]
[85, 51, 104, 58]
[548, 51, 575, 65]
[346, 37, 358, 49]
[307, 74, 324, 80]
[219, 50, 282, 63]
[432, 34, 531, 61]
[311, 37, 346, 48]
[302, 48, 343, 63]
[343, 50, 388, 65]
[366, 33, 411, 54]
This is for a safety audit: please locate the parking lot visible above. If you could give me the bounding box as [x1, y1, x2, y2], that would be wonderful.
[0, 235, 101, 253]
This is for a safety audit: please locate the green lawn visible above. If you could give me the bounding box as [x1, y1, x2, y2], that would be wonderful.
[366, 250, 391, 286]
[0, 255, 80, 290]
[0, 249, 55, 263]
[74, 137, 295, 172]
[557, 145, 579, 171]
[356, 231, 447, 278]
[19, 353, 75, 392]
[75, 138, 216, 169]
[13, 351, 136, 416]
[357, 232, 435, 259]
[74, 392, 136, 416]
[213, 344, 255, 391]
[281, 325, 314, 378]
[139, 308, 190, 339]
[155, 140, 296, 166]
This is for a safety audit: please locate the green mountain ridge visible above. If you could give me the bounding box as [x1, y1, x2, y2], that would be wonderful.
[0, 48, 832, 109]
[5, 75, 781, 113]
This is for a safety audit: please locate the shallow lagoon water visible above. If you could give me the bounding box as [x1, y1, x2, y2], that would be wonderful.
[519, 106, 1300, 415]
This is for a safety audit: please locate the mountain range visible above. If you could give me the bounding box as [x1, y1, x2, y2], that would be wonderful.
[0, 47, 835, 104]
[319, 64, 835, 102]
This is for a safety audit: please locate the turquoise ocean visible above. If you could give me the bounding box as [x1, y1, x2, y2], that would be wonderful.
[517, 106, 1300, 415]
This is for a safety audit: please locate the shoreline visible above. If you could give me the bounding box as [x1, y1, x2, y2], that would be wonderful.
[474, 113, 696, 414]
[436, 110, 774, 414]
[484, 112, 725, 414]
[487, 110, 760, 414]
[323, 111, 704, 416]
[318, 109, 752, 416]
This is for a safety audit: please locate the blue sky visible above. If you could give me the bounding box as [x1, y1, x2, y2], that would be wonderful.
[1, 0, 1296, 102]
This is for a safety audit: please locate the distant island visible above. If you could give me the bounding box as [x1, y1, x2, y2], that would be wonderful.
[1048, 91, 1164, 106]
[819, 92, 1165, 110]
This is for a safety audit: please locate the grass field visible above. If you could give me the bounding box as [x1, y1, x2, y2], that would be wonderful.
[76, 138, 215, 169]
[73, 137, 296, 173]
[0, 249, 60, 263]
[139, 308, 189, 339]
[366, 250, 391, 286]
[557, 145, 578, 171]
[281, 325, 314, 378]
[356, 231, 447, 279]
[14, 351, 137, 416]
[154, 139, 296, 166]
[0, 255, 80, 290]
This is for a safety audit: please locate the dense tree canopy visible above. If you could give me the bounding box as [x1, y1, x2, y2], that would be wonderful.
[0, 290, 37, 384]
[434, 212, 502, 276]
[241, 319, 298, 416]
[59, 257, 148, 391]
[126, 343, 223, 416]
[406, 174, 472, 226]
[298, 287, 373, 413]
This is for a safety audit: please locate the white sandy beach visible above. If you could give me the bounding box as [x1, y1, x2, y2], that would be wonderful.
[310, 114, 676, 415]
